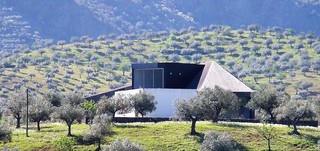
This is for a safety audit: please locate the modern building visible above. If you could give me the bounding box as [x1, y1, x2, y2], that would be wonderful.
[86, 61, 255, 118]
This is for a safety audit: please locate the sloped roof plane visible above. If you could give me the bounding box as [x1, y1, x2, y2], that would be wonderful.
[197, 61, 254, 92]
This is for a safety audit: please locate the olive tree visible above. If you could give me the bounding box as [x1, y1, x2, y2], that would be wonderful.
[131, 91, 157, 117]
[84, 114, 112, 151]
[97, 95, 130, 119]
[175, 97, 206, 135]
[264, 39, 273, 48]
[5, 90, 26, 128]
[168, 54, 180, 63]
[81, 100, 97, 124]
[43, 92, 62, 107]
[29, 95, 52, 131]
[53, 92, 84, 136]
[275, 99, 316, 135]
[238, 39, 248, 48]
[57, 40, 66, 49]
[247, 89, 281, 120]
[199, 86, 239, 122]
[176, 86, 239, 135]
[119, 63, 130, 76]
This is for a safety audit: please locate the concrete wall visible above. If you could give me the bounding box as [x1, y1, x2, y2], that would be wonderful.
[115, 88, 197, 118]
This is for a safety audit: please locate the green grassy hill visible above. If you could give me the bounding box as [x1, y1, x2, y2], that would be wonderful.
[1, 122, 319, 150]
[0, 26, 319, 98]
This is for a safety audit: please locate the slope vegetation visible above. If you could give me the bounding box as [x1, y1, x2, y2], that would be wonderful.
[0, 26, 319, 99]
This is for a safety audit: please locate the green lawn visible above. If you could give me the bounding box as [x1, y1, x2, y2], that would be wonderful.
[1, 121, 320, 151]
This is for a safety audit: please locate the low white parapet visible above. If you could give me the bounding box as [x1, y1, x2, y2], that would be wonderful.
[115, 88, 197, 118]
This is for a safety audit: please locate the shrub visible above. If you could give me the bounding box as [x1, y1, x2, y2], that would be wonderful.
[55, 137, 75, 151]
[105, 138, 144, 151]
[84, 114, 112, 150]
[2, 146, 19, 151]
[0, 123, 12, 143]
[201, 131, 236, 151]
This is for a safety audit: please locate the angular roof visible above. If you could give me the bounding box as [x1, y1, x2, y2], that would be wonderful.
[84, 85, 132, 101]
[197, 61, 254, 92]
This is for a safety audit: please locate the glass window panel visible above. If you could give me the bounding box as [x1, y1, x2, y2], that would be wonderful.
[133, 70, 143, 88]
[154, 69, 163, 88]
[144, 70, 153, 88]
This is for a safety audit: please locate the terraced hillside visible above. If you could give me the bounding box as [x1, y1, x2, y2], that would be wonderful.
[0, 26, 319, 99]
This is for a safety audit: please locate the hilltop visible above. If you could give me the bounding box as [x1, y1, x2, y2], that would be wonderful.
[0, 25, 319, 99]
[1, 0, 320, 42]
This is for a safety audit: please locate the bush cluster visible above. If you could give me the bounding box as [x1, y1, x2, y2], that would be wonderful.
[55, 137, 75, 151]
[104, 138, 144, 151]
[0, 123, 12, 143]
[201, 131, 236, 151]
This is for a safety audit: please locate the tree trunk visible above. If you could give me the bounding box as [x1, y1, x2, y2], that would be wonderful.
[212, 115, 218, 123]
[267, 138, 271, 151]
[97, 139, 101, 151]
[67, 124, 72, 136]
[269, 111, 275, 121]
[212, 108, 221, 123]
[37, 120, 41, 131]
[85, 117, 89, 124]
[190, 119, 197, 135]
[112, 112, 116, 120]
[16, 116, 21, 128]
[138, 111, 144, 117]
[292, 122, 300, 135]
[285, 117, 291, 127]
[90, 117, 93, 124]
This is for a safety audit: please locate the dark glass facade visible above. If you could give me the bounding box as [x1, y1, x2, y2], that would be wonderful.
[133, 68, 164, 88]
[132, 63, 204, 89]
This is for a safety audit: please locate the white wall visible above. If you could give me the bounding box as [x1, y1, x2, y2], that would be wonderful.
[115, 88, 197, 118]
